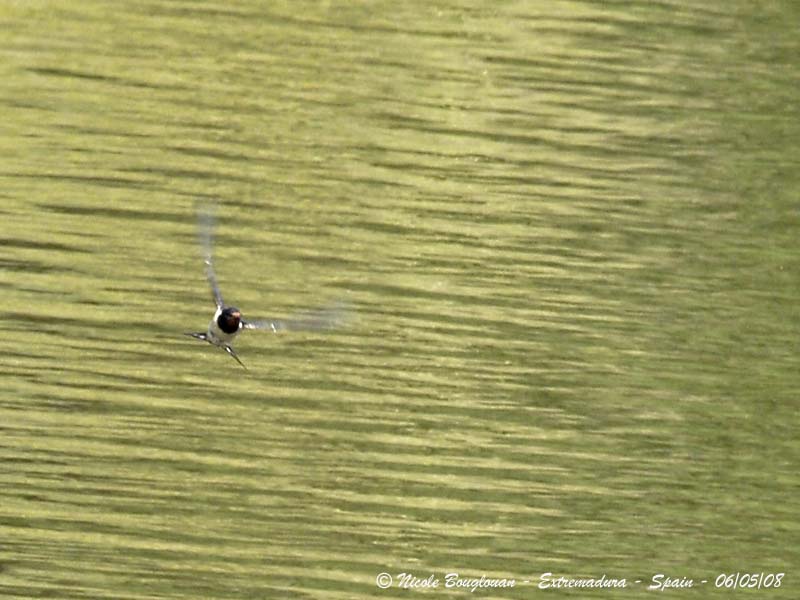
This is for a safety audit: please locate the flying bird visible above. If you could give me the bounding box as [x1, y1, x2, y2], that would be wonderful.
[185, 205, 344, 368]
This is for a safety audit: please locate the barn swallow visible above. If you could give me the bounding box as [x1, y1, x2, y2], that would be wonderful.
[186, 205, 344, 368]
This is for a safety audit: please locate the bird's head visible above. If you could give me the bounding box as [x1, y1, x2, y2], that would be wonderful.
[218, 306, 242, 334]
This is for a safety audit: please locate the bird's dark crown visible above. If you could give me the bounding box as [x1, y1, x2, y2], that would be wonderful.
[218, 306, 242, 334]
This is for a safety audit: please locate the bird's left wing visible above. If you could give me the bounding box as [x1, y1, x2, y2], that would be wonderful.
[242, 302, 349, 333]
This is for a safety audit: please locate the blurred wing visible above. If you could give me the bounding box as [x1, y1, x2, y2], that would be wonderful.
[198, 204, 224, 309]
[241, 318, 286, 332]
[243, 302, 350, 333]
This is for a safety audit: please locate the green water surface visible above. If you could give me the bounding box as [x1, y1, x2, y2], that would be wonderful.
[0, 1, 798, 598]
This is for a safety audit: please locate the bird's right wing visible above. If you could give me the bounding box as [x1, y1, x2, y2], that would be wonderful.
[197, 204, 224, 309]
